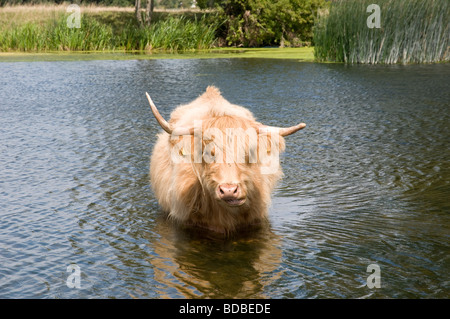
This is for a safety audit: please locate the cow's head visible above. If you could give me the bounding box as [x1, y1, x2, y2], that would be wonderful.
[146, 92, 305, 210]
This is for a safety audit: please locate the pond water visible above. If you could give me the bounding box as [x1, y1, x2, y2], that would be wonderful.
[0, 58, 449, 299]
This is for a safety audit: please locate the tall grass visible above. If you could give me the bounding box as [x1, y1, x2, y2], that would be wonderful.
[314, 0, 450, 64]
[119, 15, 219, 52]
[0, 15, 114, 51]
[0, 9, 218, 52]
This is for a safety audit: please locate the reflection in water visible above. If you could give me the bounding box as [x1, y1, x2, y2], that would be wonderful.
[148, 221, 282, 299]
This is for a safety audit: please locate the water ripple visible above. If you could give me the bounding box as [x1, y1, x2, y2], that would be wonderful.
[0, 60, 448, 298]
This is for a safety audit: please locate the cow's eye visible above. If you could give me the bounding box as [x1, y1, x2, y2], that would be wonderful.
[203, 141, 216, 157]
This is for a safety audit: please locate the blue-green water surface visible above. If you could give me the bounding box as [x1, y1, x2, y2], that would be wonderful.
[0, 59, 448, 298]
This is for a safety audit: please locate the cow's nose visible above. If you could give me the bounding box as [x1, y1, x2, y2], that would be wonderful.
[217, 183, 239, 199]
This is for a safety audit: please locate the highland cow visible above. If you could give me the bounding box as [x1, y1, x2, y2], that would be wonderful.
[147, 86, 305, 234]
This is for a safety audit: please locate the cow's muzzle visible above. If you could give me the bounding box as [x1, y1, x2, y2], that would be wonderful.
[217, 183, 246, 206]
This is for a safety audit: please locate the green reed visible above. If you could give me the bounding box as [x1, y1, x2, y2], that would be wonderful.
[0, 14, 114, 51]
[49, 16, 114, 51]
[119, 15, 218, 52]
[314, 0, 449, 64]
[0, 13, 218, 52]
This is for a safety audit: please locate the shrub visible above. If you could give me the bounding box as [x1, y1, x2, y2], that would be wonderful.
[217, 0, 326, 47]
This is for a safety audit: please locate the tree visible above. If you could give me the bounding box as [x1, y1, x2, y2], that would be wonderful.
[135, 0, 155, 27]
[217, 0, 326, 47]
[145, 0, 154, 26]
[196, 0, 219, 9]
[135, 0, 143, 26]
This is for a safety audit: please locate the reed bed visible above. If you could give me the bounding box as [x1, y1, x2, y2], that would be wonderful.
[0, 16, 114, 51]
[119, 16, 218, 51]
[0, 5, 218, 52]
[314, 0, 450, 64]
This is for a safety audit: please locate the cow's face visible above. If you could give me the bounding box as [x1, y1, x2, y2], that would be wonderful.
[198, 116, 284, 209]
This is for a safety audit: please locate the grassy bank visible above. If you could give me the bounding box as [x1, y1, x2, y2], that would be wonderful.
[0, 47, 315, 62]
[314, 0, 450, 64]
[0, 4, 315, 61]
[0, 4, 219, 52]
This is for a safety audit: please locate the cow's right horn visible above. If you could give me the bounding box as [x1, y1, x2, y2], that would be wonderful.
[146, 92, 194, 135]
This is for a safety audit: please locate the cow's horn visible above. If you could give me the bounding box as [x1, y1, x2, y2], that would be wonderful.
[259, 122, 306, 137]
[146, 92, 194, 135]
[146, 92, 173, 134]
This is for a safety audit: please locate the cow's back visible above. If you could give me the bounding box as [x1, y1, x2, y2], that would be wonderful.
[169, 86, 256, 128]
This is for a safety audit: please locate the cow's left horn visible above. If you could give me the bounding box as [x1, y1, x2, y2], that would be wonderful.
[259, 122, 306, 137]
[146, 92, 194, 135]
